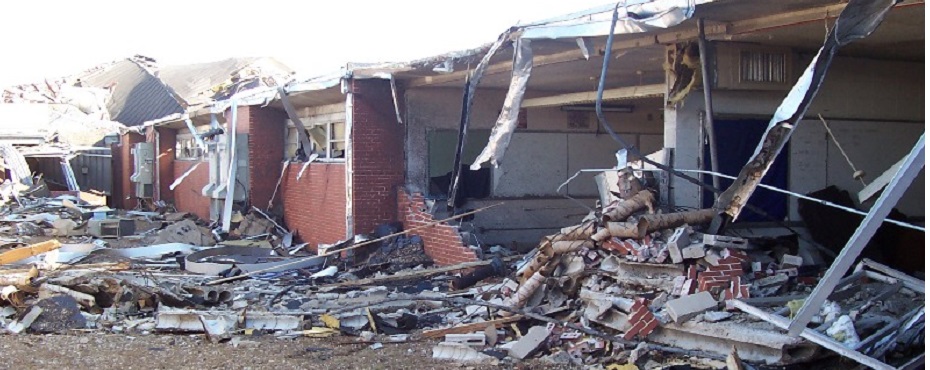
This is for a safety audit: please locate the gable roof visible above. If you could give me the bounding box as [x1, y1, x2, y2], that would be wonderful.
[80, 59, 184, 126]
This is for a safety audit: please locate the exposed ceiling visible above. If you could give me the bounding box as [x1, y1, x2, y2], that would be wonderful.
[426, 43, 667, 93]
[721, 4, 925, 62]
[403, 1, 924, 96]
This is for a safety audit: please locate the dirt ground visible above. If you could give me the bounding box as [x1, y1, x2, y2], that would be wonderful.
[0, 333, 577, 370]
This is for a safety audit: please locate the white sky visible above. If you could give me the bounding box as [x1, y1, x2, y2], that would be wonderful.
[0, 0, 610, 87]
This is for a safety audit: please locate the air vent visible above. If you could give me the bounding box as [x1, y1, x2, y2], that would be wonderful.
[739, 50, 789, 83]
[714, 43, 796, 91]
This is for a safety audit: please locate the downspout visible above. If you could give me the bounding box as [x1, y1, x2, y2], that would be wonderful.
[343, 79, 355, 239]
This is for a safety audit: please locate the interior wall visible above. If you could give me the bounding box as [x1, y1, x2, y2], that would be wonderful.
[665, 56, 925, 220]
[406, 87, 664, 246]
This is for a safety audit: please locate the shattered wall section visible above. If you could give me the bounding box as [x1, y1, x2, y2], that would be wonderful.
[350, 79, 406, 236]
[280, 162, 346, 251]
[397, 189, 477, 266]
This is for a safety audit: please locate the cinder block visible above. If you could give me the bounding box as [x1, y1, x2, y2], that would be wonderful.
[665, 291, 718, 324]
[666, 226, 690, 264]
[702, 234, 748, 249]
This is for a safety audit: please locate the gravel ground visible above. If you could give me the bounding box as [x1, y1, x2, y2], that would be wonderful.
[0, 334, 578, 370]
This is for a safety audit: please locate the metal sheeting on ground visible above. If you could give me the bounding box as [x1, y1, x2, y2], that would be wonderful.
[184, 246, 325, 276]
[96, 243, 202, 259]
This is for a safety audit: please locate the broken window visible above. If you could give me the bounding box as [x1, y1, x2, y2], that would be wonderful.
[175, 133, 203, 161]
[284, 120, 345, 161]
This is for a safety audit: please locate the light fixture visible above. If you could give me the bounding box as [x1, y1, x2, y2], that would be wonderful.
[560, 104, 633, 113]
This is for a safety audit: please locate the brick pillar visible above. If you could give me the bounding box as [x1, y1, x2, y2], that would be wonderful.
[111, 131, 145, 209]
[350, 79, 405, 235]
[245, 106, 287, 209]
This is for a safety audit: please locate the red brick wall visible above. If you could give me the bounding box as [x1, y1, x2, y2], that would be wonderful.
[172, 160, 210, 220]
[154, 127, 176, 203]
[244, 106, 286, 209]
[110, 132, 145, 209]
[397, 189, 477, 266]
[280, 162, 347, 250]
[350, 79, 405, 235]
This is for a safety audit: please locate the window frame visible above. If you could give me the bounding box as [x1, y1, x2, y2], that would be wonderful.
[175, 132, 203, 161]
[284, 120, 346, 162]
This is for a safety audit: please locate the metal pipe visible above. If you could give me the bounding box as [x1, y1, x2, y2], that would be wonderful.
[697, 18, 720, 189]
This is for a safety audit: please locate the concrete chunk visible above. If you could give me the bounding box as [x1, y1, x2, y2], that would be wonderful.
[780, 254, 803, 269]
[754, 273, 789, 288]
[508, 325, 550, 360]
[665, 291, 717, 324]
[681, 244, 705, 260]
[666, 227, 690, 264]
[444, 333, 486, 347]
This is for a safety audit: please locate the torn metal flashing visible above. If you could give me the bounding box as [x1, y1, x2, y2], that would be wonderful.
[711, 0, 900, 225]
[470, 37, 533, 170]
[520, 0, 696, 40]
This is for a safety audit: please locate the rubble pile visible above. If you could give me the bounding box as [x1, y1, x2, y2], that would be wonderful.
[0, 173, 922, 369]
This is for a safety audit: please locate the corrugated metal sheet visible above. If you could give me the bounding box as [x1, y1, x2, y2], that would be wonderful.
[29, 149, 112, 194]
[71, 148, 112, 194]
[81, 60, 183, 126]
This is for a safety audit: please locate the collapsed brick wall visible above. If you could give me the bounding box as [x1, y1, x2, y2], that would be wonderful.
[110, 132, 145, 210]
[172, 160, 210, 220]
[244, 106, 287, 209]
[349, 79, 406, 236]
[280, 162, 347, 251]
[397, 189, 477, 266]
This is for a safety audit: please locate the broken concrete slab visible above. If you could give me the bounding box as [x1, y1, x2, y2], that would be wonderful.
[432, 342, 497, 364]
[154, 219, 215, 246]
[508, 325, 550, 360]
[9, 306, 43, 334]
[754, 273, 789, 288]
[665, 291, 717, 324]
[681, 244, 705, 260]
[703, 311, 733, 323]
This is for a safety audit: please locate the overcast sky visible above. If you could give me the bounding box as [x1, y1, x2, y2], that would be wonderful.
[0, 0, 611, 87]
